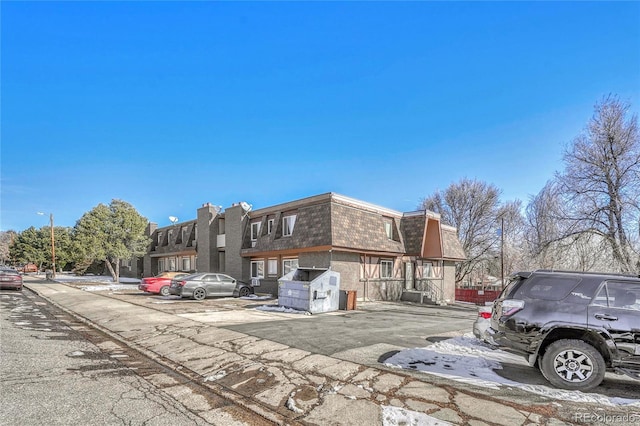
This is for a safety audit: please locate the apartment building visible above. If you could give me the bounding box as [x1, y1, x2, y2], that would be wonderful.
[138, 193, 465, 304]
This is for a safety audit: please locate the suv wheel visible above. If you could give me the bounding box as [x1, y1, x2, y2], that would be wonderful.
[540, 339, 605, 391]
[192, 287, 206, 301]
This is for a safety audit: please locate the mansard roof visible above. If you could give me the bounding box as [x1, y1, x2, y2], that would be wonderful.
[242, 192, 466, 261]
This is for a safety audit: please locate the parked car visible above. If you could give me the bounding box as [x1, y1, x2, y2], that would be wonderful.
[139, 272, 189, 296]
[17, 263, 38, 273]
[472, 305, 493, 341]
[169, 273, 254, 300]
[0, 267, 23, 291]
[487, 269, 640, 391]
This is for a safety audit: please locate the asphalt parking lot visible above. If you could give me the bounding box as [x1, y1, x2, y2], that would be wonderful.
[74, 283, 478, 363]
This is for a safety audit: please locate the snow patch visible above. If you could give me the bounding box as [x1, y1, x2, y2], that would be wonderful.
[384, 335, 640, 407]
[255, 305, 311, 315]
[382, 406, 452, 426]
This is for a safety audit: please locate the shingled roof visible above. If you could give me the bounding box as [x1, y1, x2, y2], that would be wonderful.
[241, 193, 465, 261]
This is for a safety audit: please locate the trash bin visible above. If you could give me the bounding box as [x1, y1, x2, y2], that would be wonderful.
[339, 290, 357, 310]
[278, 268, 340, 314]
[346, 290, 357, 310]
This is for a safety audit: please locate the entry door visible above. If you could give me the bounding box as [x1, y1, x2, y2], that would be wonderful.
[588, 281, 640, 367]
[405, 262, 414, 290]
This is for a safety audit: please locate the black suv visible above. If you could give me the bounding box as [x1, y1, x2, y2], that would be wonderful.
[487, 269, 640, 391]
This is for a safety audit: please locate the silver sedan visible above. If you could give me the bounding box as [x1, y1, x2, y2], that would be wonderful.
[169, 273, 254, 300]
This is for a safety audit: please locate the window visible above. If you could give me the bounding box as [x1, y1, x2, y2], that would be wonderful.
[380, 260, 394, 278]
[181, 257, 191, 271]
[169, 258, 176, 271]
[283, 258, 299, 275]
[517, 276, 581, 301]
[168, 229, 174, 244]
[157, 232, 163, 245]
[121, 258, 131, 271]
[251, 260, 264, 279]
[384, 219, 393, 239]
[158, 259, 166, 273]
[592, 282, 640, 310]
[218, 218, 225, 235]
[267, 219, 274, 235]
[268, 258, 278, 276]
[423, 262, 433, 278]
[283, 215, 297, 237]
[182, 227, 188, 242]
[251, 222, 261, 246]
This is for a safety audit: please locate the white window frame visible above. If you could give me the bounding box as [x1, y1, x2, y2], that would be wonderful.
[181, 256, 191, 271]
[157, 232, 163, 245]
[251, 260, 264, 279]
[380, 259, 393, 279]
[158, 259, 166, 273]
[282, 258, 299, 275]
[121, 258, 132, 271]
[384, 220, 393, 239]
[251, 222, 261, 242]
[283, 215, 297, 237]
[169, 257, 176, 272]
[267, 258, 278, 276]
[267, 218, 274, 235]
[423, 262, 433, 278]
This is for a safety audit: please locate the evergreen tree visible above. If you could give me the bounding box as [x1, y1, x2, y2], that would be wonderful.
[73, 199, 149, 282]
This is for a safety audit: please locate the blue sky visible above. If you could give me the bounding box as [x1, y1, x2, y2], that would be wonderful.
[2, 1, 639, 231]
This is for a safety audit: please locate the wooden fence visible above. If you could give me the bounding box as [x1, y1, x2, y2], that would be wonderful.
[455, 288, 501, 305]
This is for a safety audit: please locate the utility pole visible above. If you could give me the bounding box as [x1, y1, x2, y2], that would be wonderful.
[50, 213, 56, 278]
[500, 216, 504, 289]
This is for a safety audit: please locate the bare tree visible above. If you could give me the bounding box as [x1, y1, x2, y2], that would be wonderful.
[420, 178, 502, 284]
[0, 231, 17, 264]
[497, 200, 527, 278]
[524, 181, 565, 268]
[556, 95, 640, 273]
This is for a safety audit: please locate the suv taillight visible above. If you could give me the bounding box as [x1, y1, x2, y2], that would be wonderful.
[501, 299, 525, 317]
[177, 280, 186, 287]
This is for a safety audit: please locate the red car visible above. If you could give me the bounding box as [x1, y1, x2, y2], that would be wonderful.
[139, 272, 188, 296]
[17, 263, 38, 273]
[0, 268, 23, 291]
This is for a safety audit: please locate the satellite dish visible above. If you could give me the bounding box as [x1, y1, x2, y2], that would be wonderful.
[239, 202, 252, 212]
[169, 216, 179, 224]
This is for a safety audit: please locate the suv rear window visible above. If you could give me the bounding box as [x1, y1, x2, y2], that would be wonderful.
[516, 276, 582, 301]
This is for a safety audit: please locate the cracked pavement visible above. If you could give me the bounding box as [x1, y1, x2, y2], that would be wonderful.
[0, 288, 274, 426]
[20, 279, 640, 425]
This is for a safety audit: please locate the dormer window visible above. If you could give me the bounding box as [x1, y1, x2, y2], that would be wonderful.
[267, 218, 274, 235]
[384, 218, 393, 239]
[283, 215, 296, 237]
[251, 222, 261, 247]
[157, 232, 163, 245]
